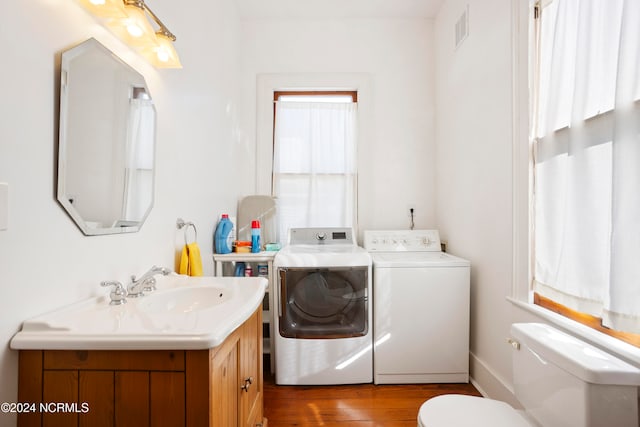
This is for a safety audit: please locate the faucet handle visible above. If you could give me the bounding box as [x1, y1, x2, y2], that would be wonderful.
[101, 281, 127, 305]
[143, 277, 157, 292]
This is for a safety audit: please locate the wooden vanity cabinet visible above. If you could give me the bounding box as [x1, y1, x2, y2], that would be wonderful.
[17, 308, 264, 427]
[207, 307, 263, 427]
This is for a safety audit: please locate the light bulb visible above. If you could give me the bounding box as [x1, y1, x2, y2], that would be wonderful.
[78, 0, 127, 18]
[156, 48, 170, 63]
[107, 4, 157, 47]
[126, 23, 144, 38]
[140, 33, 182, 68]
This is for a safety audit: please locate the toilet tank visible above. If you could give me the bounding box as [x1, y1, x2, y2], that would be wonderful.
[511, 323, 640, 427]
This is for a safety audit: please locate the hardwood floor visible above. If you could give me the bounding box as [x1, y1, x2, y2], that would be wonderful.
[263, 369, 482, 427]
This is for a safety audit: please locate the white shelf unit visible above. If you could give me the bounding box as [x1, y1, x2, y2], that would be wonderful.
[213, 251, 276, 373]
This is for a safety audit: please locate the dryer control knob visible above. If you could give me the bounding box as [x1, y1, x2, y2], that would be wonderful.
[316, 232, 327, 241]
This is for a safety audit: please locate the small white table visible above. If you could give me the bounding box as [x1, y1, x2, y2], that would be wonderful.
[213, 251, 277, 373]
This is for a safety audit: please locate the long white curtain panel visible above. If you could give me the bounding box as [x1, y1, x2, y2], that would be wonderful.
[533, 0, 640, 333]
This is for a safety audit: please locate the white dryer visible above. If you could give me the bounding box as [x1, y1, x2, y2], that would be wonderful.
[364, 230, 470, 384]
[273, 227, 372, 385]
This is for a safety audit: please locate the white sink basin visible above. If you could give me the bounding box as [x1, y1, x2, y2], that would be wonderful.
[138, 286, 229, 314]
[10, 274, 267, 350]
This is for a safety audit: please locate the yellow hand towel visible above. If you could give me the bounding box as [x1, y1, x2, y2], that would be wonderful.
[179, 242, 203, 276]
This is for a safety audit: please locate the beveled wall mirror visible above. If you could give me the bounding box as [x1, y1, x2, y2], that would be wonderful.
[57, 38, 156, 235]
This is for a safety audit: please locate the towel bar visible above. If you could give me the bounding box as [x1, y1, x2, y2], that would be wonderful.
[176, 218, 198, 245]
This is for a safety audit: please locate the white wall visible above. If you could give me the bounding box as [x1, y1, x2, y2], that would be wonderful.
[434, 0, 521, 403]
[0, 0, 246, 420]
[238, 17, 437, 234]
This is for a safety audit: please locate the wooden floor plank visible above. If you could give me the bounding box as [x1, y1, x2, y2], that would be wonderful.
[263, 370, 482, 426]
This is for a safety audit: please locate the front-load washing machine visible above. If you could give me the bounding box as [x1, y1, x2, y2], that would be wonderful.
[364, 230, 470, 384]
[273, 227, 372, 385]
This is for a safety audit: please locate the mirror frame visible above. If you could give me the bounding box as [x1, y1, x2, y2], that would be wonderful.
[57, 38, 156, 236]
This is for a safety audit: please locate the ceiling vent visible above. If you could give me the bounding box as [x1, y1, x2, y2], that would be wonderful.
[455, 5, 469, 49]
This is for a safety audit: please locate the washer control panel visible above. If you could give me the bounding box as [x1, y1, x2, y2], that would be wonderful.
[363, 230, 442, 252]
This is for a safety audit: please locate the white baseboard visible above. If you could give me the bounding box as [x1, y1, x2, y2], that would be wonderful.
[469, 377, 488, 397]
[469, 351, 521, 408]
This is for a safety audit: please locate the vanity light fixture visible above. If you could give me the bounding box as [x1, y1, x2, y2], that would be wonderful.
[76, 0, 182, 68]
[138, 4, 181, 68]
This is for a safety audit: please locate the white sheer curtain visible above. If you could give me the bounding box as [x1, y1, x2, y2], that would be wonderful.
[122, 97, 155, 222]
[533, 0, 640, 333]
[273, 101, 357, 242]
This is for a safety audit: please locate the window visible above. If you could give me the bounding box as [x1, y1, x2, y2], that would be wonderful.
[272, 91, 358, 242]
[531, 0, 640, 344]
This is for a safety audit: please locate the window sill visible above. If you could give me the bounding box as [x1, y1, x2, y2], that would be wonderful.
[507, 296, 640, 367]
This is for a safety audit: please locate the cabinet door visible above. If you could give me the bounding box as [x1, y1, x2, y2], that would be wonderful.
[43, 371, 78, 427]
[211, 334, 240, 427]
[79, 371, 114, 427]
[150, 372, 185, 426]
[240, 310, 263, 427]
[115, 371, 149, 427]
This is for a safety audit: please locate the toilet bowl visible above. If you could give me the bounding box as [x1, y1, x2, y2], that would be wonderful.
[417, 323, 640, 427]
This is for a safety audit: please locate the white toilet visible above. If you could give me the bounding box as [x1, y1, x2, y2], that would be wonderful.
[418, 323, 640, 427]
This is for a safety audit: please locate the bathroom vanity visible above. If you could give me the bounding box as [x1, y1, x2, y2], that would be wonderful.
[17, 308, 263, 426]
[11, 275, 267, 427]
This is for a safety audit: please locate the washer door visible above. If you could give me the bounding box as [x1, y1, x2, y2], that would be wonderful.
[278, 267, 368, 338]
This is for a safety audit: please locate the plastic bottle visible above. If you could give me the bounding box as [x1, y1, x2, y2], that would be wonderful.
[234, 262, 245, 277]
[244, 265, 253, 277]
[257, 263, 268, 277]
[251, 220, 261, 253]
[214, 214, 234, 254]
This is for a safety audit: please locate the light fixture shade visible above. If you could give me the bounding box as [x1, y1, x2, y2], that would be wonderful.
[76, 0, 182, 70]
[106, 3, 158, 48]
[141, 32, 182, 68]
[76, 0, 127, 18]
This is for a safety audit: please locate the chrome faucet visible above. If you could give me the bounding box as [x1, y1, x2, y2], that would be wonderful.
[101, 281, 127, 305]
[128, 266, 171, 298]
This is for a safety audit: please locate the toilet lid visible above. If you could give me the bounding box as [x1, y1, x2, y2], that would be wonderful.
[418, 395, 532, 427]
